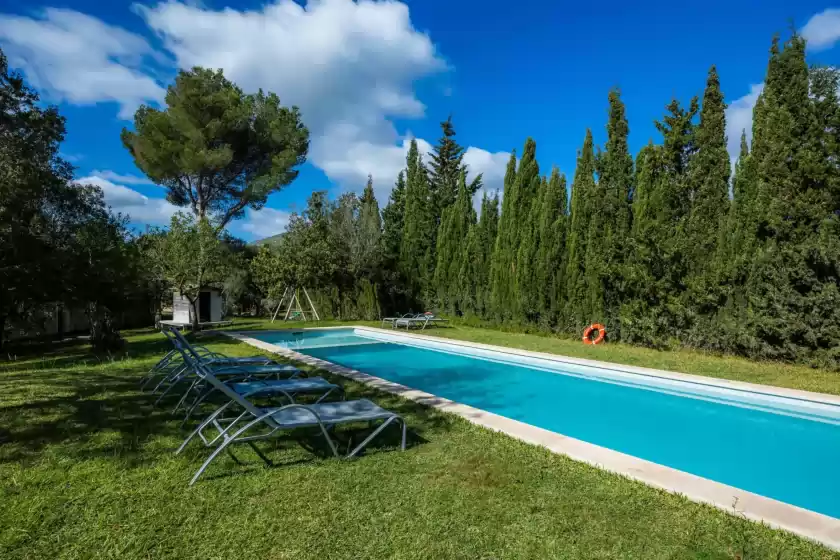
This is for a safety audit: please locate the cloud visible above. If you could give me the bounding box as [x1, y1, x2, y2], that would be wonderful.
[0, 8, 165, 118]
[136, 0, 447, 190]
[802, 8, 840, 52]
[90, 169, 156, 185]
[75, 175, 178, 225]
[2, 1, 510, 219]
[725, 83, 763, 165]
[237, 207, 292, 238]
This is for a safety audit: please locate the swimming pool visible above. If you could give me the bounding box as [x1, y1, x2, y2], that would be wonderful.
[242, 327, 840, 521]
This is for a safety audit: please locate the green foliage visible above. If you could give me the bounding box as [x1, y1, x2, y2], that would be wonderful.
[460, 192, 499, 317]
[121, 67, 309, 229]
[564, 130, 596, 328]
[489, 150, 519, 319]
[427, 116, 483, 217]
[433, 171, 476, 313]
[149, 213, 231, 329]
[588, 89, 634, 334]
[400, 139, 435, 303]
[535, 167, 569, 325]
[512, 139, 542, 321]
[0, 49, 141, 351]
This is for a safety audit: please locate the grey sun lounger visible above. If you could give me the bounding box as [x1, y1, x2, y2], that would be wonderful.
[173, 343, 406, 486]
[160, 327, 306, 413]
[393, 314, 449, 330]
[142, 328, 274, 391]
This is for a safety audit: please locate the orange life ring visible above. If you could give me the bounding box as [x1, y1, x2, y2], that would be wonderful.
[582, 323, 606, 345]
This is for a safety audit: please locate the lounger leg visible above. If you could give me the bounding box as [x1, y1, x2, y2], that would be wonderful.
[176, 401, 236, 454]
[346, 416, 403, 458]
[189, 415, 274, 486]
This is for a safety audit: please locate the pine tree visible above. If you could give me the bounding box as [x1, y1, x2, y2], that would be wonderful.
[564, 130, 596, 329]
[400, 139, 434, 304]
[427, 116, 483, 259]
[489, 150, 519, 319]
[462, 192, 500, 317]
[434, 170, 477, 313]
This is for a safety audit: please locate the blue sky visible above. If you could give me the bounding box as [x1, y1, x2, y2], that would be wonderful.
[2, 0, 840, 240]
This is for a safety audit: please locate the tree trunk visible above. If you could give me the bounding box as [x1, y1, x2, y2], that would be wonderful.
[189, 296, 200, 331]
[0, 314, 5, 353]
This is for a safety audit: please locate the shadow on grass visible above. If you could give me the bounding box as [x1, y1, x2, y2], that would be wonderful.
[0, 332, 449, 478]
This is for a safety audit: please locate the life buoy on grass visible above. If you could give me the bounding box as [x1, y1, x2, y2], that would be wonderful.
[582, 323, 606, 345]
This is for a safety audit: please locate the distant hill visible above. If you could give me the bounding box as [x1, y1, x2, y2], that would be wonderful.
[250, 232, 285, 247]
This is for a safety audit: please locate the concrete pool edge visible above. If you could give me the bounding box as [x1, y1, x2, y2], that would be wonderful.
[221, 328, 840, 551]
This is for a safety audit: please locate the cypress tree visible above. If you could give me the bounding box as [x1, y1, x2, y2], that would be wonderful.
[489, 150, 519, 319]
[355, 175, 382, 278]
[564, 130, 596, 329]
[400, 139, 434, 304]
[513, 139, 542, 322]
[684, 66, 731, 331]
[741, 33, 840, 362]
[688, 66, 729, 263]
[382, 171, 406, 271]
[590, 89, 634, 334]
[621, 141, 664, 343]
[463, 191, 500, 318]
[434, 170, 476, 313]
[534, 167, 568, 325]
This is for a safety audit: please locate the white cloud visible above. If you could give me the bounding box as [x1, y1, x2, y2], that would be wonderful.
[90, 169, 156, 185]
[802, 8, 840, 52]
[0, 8, 165, 119]
[2, 1, 510, 218]
[237, 207, 292, 238]
[725, 83, 763, 165]
[136, 0, 450, 191]
[75, 175, 178, 225]
[464, 146, 510, 194]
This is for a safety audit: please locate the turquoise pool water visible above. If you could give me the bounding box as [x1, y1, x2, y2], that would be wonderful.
[250, 329, 376, 350]
[249, 328, 840, 518]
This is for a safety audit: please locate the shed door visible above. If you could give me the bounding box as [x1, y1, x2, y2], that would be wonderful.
[198, 292, 212, 323]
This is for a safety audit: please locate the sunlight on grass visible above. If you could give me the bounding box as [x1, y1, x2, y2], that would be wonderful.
[1, 325, 837, 559]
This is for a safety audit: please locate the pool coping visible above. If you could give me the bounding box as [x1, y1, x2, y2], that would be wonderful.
[220, 326, 840, 551]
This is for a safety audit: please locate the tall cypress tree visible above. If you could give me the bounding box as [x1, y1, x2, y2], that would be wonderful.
[688, 66, 729, 262]
[534, 167, 568, 325]
[621, 141, 664, 343]
[355, 175, 382, 277]
[564, 130, 596, 329]
[590, 89, 634, 333]
[489, 150, 519, 319]
[434, 170, 477, 313]
[462, 191, 500, 318]
[684, 66, 731, 328]
[513, 139, 542, 321]
[400, 139, 434, 304]
[741, 33, 840, 362]
[382, 171, 406, 271]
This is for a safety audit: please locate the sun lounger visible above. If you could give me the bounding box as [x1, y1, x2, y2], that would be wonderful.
[393, 314, 450, 330]
[171, 341, 406, 486]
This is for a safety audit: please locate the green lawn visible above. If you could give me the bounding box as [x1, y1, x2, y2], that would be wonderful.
[1, 324, 838, 559]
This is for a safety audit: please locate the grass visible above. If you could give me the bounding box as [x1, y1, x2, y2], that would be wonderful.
[0, 324, 838, 559]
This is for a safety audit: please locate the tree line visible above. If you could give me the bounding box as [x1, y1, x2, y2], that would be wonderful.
[254, 31, 840, 367]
